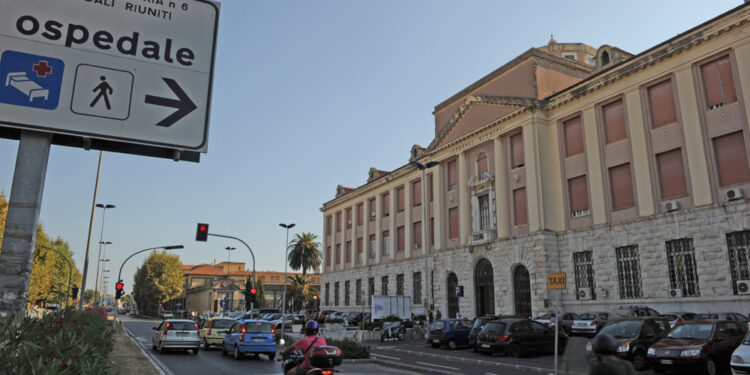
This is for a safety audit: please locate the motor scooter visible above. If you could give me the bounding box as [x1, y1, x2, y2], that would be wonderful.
[280, 346, 343, 375]
[380, 321, 406, 341]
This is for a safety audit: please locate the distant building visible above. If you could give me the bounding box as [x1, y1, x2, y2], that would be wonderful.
[321, 4, 750, 318]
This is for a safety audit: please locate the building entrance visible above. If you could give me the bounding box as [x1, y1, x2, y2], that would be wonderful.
[513, 265, 531, 318]
[447, 272, 459, 318]
[474, 259, 495, 317]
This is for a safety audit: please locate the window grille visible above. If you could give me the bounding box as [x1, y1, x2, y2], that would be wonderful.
[356, 279, 362, 305]
[727, 231, 750, 294]
[381, 276, 389, 296]
[368, 278, 374, 305]
[334, 282, 339, 306]
[666, 238, 700, 297]
[344, 281, 350, 306]
[413, 272, 422, 305]
[573, 251, 595, 300]
[396, 274, 404, 296]
[325, 282, 330, 306]
[479, 195, 491, 230]
[616, 246, 643, 299]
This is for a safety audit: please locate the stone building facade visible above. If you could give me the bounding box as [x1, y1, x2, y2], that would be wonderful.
[321, 4, 750, 319]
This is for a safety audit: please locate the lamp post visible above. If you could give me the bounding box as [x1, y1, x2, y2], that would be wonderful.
[93, 203, 115, 306]
[409, 160, 439, 317]
[98, 258, 110, 305]
[96, 241, 111, 302]
[100, 268, 110, 303]
[225, 246, 236, 266]
[278, 222, 295, 345]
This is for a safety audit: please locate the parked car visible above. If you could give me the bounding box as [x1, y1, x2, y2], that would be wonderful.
[476, 318, 568, 357]
[609, 306, 660, 319]
[468, 315, 514, 352]
[317, 310, 336, 322]
[198, 317, 235, 350]
[221, 320, 276, 360]
[647, 319, 746, 374]
[585, 317, 670, 370]
[730, 330, 750, 375]
[572, 312, 609, 337]
[534, 312, 579, 334]
[697, 312, 749, 327]
[659, 312, 697, 328]
[161, 311, 174, 320]
[271, 314, 294, 329]
[152, 319, 200, 354]
[428, 319, 473, 350]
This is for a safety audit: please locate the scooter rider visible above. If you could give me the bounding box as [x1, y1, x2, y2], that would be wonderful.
[589, 334, 636, 375]
[280, 320, 328, 375]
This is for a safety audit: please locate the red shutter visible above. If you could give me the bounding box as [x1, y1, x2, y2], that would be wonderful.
[478, 154, 488, 173]
[357, 204, 363, 225]
[513, 188, 528, 225]
[335, 244, 341, 264]
[326, 216, 332, 234]
[397, 226, 405, 250]
[648, 80, 677, 128]
[564, 116, 584, 156]
[413, 221, 422, 245]
[448, 160, 457, 187]
[383, 193, 390, 215]
[511, 133, 524, 168]
[326, 246, 331, 266]
[568, 175, 589, 213]
[610, 163, 635, 209]
[357, 238, 363, 253]
[603, 100, 627, 144]
[702, 59, 723, 109]
[335, 212, 341, 231]
[413, 180, 422, 206]
[714, 131, 750, 187]
[448, 208, 459, 239]
[718, 56, 737, 105]
[346, 241, 352, 263]
[657, 149, 688, 199]
[397, 187, 405, 211]
[346, 208, 351, 225]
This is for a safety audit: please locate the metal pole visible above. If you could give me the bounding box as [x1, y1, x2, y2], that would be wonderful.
[554, 291, 560, 375]
[279, 223, 294, 344]
[116, 245, 184, 288]
[79, 151, 103, 310]
[207, 233, 256, 313]
[94, 209, 107, 304]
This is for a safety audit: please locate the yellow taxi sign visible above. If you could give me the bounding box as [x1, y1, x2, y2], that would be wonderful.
[547, 273, 566, 290]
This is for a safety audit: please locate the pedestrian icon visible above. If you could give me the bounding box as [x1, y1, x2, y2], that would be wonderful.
[90, 76, 113, 110]
[0, 50, 64, 110]
[71, 64, 133, 120]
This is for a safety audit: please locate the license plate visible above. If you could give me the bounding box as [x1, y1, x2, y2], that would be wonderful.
[660, 359, 673, 365]
[218, 332, 225, 336]
[177, 332, 187, 337]
[433, 339, 440, 343]
[576, 323, 586, 326]
[253, 338, 265, 342]
[481, 344, 490, 348]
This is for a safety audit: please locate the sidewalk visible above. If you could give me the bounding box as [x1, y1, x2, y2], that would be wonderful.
[109, 320, 161, 375]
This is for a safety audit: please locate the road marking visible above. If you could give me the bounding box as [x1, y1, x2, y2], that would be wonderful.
[486, 373, 501, 375]
[416, 361, 460, 371]
[371, 353, 401, 360]
[136, 337, 148, 342]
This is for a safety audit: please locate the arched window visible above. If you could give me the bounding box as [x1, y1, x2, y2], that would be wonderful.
[601, 51, 610, 65]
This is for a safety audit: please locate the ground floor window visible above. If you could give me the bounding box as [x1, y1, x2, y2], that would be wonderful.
[727, 231, 750, 295]
[412, 272, 422, 305]
[325, 282, 330, 306]
[396, 274, 404, 296]
[573, 251, 595, 300]
[615, 246, 643, 299]
[368, 277, 374, 305]
[666, 238, 700, 297]
[344, 281, 350, 306]
[381, 276, 389, 296]
[334, 282, 339, 306]
[356, 279, 362, 305]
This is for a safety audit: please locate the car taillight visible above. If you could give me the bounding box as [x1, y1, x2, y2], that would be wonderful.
[240, 324, 246, 342]
[194, 323, 199, 329]
[208, 321, 213, 335]
[272, 327, 275, 334]
[321, 371, 333, 375]
[590, 320, 597, 326]
[676, 317, 683, 325]
[165, 323, 170, 330]
[497, 335, 509, 342]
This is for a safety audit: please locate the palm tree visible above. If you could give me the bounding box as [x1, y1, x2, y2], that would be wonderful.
[288, 233, 321, 276]
[288, 275, 318, 311]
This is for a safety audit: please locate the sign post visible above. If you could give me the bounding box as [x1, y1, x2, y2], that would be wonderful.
[547, 273, 566, 375]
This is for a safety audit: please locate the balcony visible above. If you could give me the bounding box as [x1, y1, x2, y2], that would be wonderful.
[468, 229, 496, 246]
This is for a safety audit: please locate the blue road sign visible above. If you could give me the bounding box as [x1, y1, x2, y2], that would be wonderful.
[220, 300, 227, 308]
[0, 50, 64, 110]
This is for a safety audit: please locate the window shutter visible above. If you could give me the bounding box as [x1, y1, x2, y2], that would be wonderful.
[413, 221, 422, 245]
[511, 133, 524, 168]
[448, 160, 457, 186]
[603, 100, 627, 144]
[648, 80, 677, 128]
[448, 208, 459, 239]
[397, 226, 405, 250]
[564, 116, 584, 156]
[657, 149, 688, 199]
[610, 163, 635, 209]
[568, 175, 589, 213]
[513, 188, 528, 225]
[714, 131, 750, 187]
[413, 180, 422, 206]
[397, 187, 405, 211]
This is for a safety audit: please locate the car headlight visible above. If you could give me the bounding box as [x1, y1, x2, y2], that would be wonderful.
[617, 342, 630, 353]
[680, 349, 701, 357]
[647, 348, 656, 356]
[733, 355, 744, 364]
[586, 341, 592, 351]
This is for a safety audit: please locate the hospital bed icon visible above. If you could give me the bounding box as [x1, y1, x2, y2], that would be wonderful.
[5, 72, 49, 102]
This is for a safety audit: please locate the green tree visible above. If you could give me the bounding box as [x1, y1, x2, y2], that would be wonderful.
[121, 294, 132, 305]
[84, 289, 100, 305]
[288, 275, 318, 311]
[245, 276, 265, 309]
[288, 233, 322, 276]
[0, 191, 6, 251]
[133, 251, 183, 316]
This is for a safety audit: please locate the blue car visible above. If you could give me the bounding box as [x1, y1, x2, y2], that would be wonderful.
[222, 320, 277, 360]
[428, 319, 473, 350]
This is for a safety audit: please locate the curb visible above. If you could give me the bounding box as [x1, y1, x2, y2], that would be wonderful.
[371, 358, 453, 375]
[117, 318, 173, 375]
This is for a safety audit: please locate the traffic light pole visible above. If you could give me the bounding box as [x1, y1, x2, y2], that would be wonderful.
[116, 245, 184, 300]
[206, 233, 256, 313]
[36, 245, 73, 309]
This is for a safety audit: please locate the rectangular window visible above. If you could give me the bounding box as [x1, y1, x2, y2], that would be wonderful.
[666, 238, 700, 297]
[344, 281, 350, 306]
[325, 282, 330, 306]
[326, 246, 331, 266]
[701, 55, 737, 110]
[382, 193, 390, 216]
[648, 79, 677, 128]
[356, 279, 362, 305]
[368, 234, 376, 258]
[413, 272, 422, 304]
[382, 230, 390, 256]
[357, 237, 363, 263]
[657, 149, 688, 199]
[368, 278, 375, 304]
[357, 203, 363, 225]
[478, 154, 489, 175]
[616, 246, 643, 299]
[603, 99, 627, 144]
[564, 116, 584, 157]
[335, 244, 341, 264]
[334, 282, 339, 306]
[478, 194, 491, 230]
[396, 274, 404, 296]
[335, 212, 341, 232]
[568, 175, 590, 217]
[413, 221, 422, 248]
[369, 199, 376, 221]
[397, 226, 405, 251]
[430, 217, 435, 245]
[448, 207, 459, 239]
[345, 241, 352, 263]
[513, 188, 528, 225]
[511, 132, 524, 168]
[413, 180, 422, 206]
[346, 208, 352, 228]
[610, 163, 635, 210]
[727, 231, 750, 295]
[397, 187, 405, 211]
[381, 276, 389, 296]
[448, 160, 458, 190]
[573, 251, 595, 300]
[326, 215, 332, 235]
[429, 174, 434, 201]
[714, 131, 750, 187]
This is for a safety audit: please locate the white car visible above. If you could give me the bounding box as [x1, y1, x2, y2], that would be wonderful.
[731, 331, 750, 375]
[152, 319, 200, 354]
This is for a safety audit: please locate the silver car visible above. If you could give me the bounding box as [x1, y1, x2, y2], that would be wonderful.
[152, 319, 200, 354]
[571, 312, 608, 336]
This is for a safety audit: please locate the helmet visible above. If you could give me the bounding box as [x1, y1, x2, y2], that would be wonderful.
[591, 334, 618, 355]
[305, 320, 319, 336]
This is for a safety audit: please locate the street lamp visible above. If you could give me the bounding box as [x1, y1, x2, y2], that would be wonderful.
[225, 246, 236, 266]
[93, 203, 115, 306]
[96, 241, 111, 302]
[278, 222, 295, 345]
[409, 160, 439, 317]
[98, 257, 110, 305]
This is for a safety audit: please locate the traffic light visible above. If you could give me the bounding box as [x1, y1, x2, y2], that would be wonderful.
[71, 285, 79, 300]
[249, 287, 257, 304]
[115, 280, 124, 299]
[196, 223, 209, 241]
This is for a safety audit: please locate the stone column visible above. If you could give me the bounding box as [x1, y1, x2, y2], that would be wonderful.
[493, 136, 509, 238]
[405, 182, 412, 258]
[389, 187, 397, 261]
[375, 194, 382, 264]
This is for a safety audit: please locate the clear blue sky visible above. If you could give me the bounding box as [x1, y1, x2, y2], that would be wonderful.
[0, 0, 739, 296]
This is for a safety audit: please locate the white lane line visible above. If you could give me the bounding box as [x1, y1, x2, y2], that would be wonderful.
[416, 361, 460, 371]
[371, 353, 401, 360]
[485, 373, 500, 375]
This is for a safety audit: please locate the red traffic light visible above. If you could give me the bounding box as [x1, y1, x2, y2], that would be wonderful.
[196, 223, 209, 241]
[116, 282, 124, 290]
[250, 288, 257, 295]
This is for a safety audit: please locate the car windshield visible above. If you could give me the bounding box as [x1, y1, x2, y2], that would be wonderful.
[245, 322, 272, 334]
[483, 322, 506, 334]
[578, 313, 597, 320]
[430, 321, 444, 331]
[661, 314, 678, 321]
[667, 324, 713, 340]
[212, 319, 234, 329]
[697, 314, 719, 320]
[168, 322, 197, 331]
[600, 320, 641, 339]
[473, 318, 489, 329]
[536, 313, 553, 319]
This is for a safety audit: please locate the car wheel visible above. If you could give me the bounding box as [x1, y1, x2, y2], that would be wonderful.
[703, 356, 716, 375]
[448, 339, 457, 350]
[193, 347, 199, 355]
[397, 332, 405, 341]
[653, 369, 666, 374]
[268, 352, 276, 360]
[158, 342, 165, 354]
[632, 349, 648, 371]
[202, 338, 209, 351]
[507, 343, 522, 358]
[233, 345, 242, 360]
[431, 343, 440, 348]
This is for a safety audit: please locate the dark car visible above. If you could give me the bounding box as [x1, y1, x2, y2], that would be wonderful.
[428, 319, 473, 350]
[647, 320, 746, 374]
[316, 310, 336, 322]
[659, 312, 697, 328]
[585, 317, 670, 370]
[609, 306, 661, 319]
[469, 315, 515, 352]
[476, 319, 568, 357]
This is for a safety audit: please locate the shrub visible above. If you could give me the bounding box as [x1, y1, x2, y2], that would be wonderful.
[403, 320, 414, 328]
[364, 321, 383, 331]
[325, 338, 369, 359]
[383, 315, 401, 322]
[413, 314, 427, 322]
[0, 307, 114, 374]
